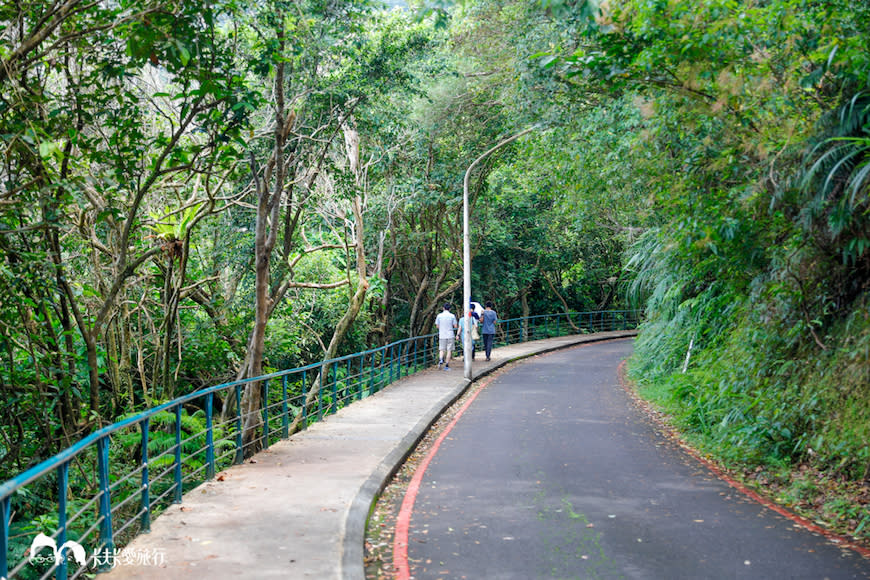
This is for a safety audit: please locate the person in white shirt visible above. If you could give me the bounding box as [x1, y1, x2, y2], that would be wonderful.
[457, 307, 479, 360]
[434, 303, 458, 370]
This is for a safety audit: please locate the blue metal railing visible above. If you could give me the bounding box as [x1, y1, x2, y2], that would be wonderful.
[496, 310, 639, 345]
[0, 310, 639, 579]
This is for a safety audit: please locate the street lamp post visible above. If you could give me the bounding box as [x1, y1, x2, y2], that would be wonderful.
[461, 126, 539, 379]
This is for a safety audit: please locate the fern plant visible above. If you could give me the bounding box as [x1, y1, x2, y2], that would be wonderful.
[114, 407, 235, 487]
[801, 91, 870, 266]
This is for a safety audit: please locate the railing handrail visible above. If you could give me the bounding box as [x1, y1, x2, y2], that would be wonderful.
[497, 309, 637, 325]
[0, 331, 439, 502]
[0, 309, 641, 579]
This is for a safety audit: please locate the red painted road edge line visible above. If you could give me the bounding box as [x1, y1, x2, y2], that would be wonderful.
[617, 359, 870, 560]
[392, 375, 495, 580]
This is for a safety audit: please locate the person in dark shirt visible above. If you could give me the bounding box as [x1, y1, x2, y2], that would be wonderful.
[480, 301, 498, 361]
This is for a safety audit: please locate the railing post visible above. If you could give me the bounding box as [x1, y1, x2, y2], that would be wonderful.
[358, 355, 365, 401]
[331, 363, 338, 414]
[262, 379, 270, 450]
[282, 375, 290, 438]
[398, 342, 403, 377]
[346, 359, 352, 402]
[57, 461, 69, 580]
[302, 371, 309, 429]
[423, 337, 428, 367]
[318, 364, 325, 421]
[378, 348, 386, 392]
[1, 495, 9, 579]
[140, 419, 151, 533]
[384, 347, 390, 389]
[369, 351, 377, 395]
[97, 437, 115, 570]
[206, 393, 215, 479]
[398, 342, 405, 378]
[174, 406, 183, 503]
[386, 345, 391, 384]
[234, 385, 243, 464]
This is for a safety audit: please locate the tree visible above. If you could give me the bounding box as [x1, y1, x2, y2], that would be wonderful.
[0, 0, 254, 471]
[234, 2, 435, 447]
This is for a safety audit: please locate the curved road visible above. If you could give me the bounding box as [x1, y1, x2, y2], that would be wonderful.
[401, 339, 870, 579]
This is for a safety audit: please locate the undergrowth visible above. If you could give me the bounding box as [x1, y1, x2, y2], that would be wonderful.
[629, 294, 870, 544]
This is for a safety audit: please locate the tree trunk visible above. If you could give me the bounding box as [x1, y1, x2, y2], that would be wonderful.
[288, 119, 371, 433]
[407, 273, 430, 337]
[288, 196, 369, 435]
[545, 274, 579, 332]
[240, 23, 289, 452]
[85, 331, 100, 414]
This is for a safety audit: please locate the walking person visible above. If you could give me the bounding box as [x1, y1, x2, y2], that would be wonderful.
[457, 307, 480, 360]
[481, 301, 498, 361]
[435, 303, 458, 370]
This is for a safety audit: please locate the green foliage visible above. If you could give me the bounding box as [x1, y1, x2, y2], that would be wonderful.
[115, 408, 234, 474]
[570, 0, 870, 539]
[3, 0, 869, 552]
[148, 204, 203, 243]
[799, 92, 870, 268]
[632, 274, 870, 495]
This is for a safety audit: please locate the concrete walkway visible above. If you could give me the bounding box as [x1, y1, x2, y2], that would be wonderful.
[102, 331, 636, 580]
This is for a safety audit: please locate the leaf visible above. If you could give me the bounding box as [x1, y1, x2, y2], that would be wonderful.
[38, 140, 64, 160]
[537, 54, 560, 68]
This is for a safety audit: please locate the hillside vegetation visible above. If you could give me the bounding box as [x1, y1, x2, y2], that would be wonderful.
[571, 0, 870, 540]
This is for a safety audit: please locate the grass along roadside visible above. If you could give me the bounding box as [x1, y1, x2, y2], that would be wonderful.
[620, 362, 870, 555]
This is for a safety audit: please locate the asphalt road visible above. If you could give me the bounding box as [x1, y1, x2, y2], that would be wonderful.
[404, 339, 870, 579]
